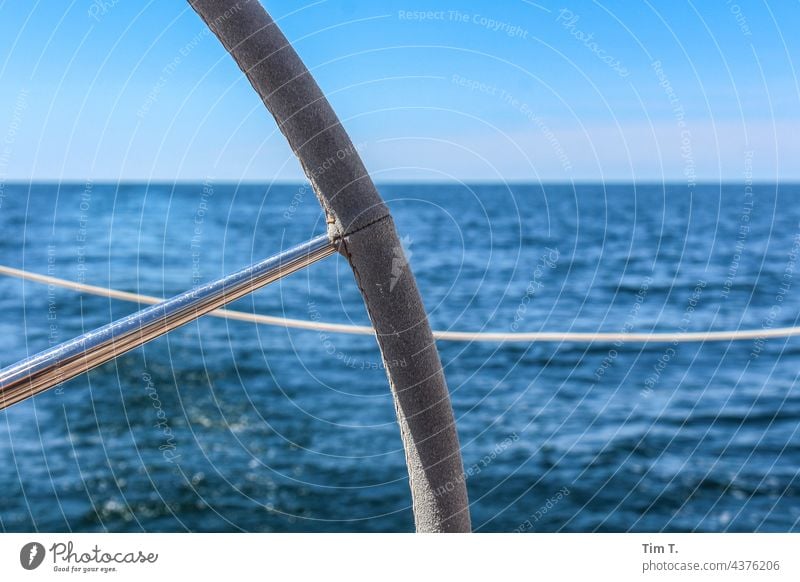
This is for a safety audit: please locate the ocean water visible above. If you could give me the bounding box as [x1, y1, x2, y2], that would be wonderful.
[0, 182, 799, 532]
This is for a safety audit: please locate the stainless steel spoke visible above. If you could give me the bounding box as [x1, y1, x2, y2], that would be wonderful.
[0, 234, 335, 411]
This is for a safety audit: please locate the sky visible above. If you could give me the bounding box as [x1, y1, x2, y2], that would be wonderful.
[0, 0, 797, 182]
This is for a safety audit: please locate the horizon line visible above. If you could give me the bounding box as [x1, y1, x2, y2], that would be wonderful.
[4, 179, 797, 186]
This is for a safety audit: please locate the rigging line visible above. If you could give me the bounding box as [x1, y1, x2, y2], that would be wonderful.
[1, 264, 796, 344]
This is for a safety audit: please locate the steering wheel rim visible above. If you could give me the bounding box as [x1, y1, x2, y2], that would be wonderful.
[190, 0, 471, 532]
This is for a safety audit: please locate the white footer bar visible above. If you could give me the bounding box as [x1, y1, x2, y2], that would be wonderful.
[0, 533, 796, 581]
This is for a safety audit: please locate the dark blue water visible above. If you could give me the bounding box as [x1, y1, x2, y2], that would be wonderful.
[1, 182, 799, 532]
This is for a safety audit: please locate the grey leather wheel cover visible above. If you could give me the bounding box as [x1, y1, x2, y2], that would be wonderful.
[190, 0, 471, 532]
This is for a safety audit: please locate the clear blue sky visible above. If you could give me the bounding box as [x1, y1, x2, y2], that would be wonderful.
[0, 0, 797, 182]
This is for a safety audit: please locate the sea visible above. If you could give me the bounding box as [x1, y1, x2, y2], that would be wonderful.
[1, 182, 798, 532]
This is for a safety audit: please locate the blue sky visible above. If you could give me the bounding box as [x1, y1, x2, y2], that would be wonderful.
[0, 0, 797, 182]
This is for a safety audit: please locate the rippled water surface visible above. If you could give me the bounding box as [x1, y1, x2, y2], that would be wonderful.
[1, 182, 798, 532]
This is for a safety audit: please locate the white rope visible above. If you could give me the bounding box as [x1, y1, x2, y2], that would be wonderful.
[1, 264, 796, 343]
